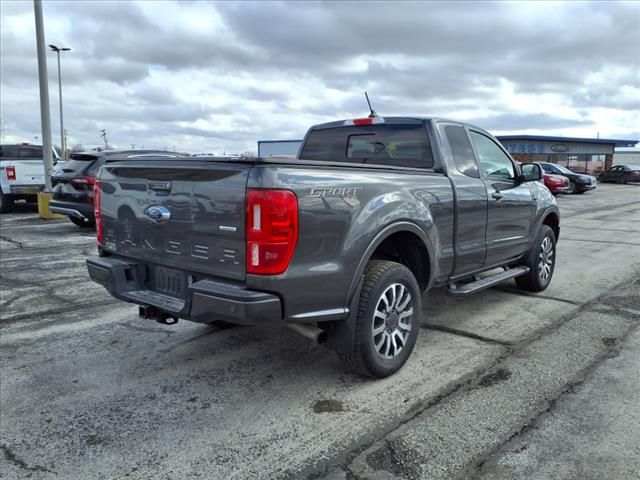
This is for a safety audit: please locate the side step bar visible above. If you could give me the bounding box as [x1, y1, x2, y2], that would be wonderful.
[448, 266, 529, 297]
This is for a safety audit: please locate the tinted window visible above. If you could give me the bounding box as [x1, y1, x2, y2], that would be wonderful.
[443, 125, 478, 177]
[0, 145, 42, 159]
[19, 146, 43, 159]
[300, 124, 434, 169]
[86, 158, 106, 177]
[469, 131, 515, 180]
[59, 155, 98, 174]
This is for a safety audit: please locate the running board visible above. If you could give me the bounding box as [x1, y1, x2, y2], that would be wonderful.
[448, 267, 529, 297]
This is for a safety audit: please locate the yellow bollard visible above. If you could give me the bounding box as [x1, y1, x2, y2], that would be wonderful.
[37, 192, 64, 219]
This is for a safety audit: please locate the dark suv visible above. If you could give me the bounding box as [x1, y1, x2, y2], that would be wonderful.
[50, 150, 187, 227]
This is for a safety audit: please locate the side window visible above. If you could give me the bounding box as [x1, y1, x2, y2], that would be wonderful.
[469, 131, 515, 181]
[443, 125, 479, 177]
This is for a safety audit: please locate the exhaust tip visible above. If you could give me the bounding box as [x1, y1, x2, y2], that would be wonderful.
[288, 324, 327, 344]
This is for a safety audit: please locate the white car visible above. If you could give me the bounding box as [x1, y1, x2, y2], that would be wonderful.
[0, 144, 59, 212]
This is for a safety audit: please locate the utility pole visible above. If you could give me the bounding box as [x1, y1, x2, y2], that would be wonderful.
[63, 129, 68, 158]
[130, 144, 135, 150]
[33, 0, 53, 191]
[100, 129, 109, 149]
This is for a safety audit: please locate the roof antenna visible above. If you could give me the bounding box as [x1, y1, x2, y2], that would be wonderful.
[365, 91, 377, 118]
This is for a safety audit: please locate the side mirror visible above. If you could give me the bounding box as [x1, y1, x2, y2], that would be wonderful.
[521, 163, 543, 182]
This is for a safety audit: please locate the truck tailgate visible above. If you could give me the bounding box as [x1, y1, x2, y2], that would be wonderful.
[99, 159, 249, 282]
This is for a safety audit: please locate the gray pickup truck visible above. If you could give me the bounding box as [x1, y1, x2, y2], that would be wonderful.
[87, 117, 559, 377]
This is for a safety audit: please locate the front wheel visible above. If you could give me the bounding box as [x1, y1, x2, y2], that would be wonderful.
[566, 181, 577, 194]
[515, 225, 556, 292]
[69, 216, 96, 228]
[338, 260, 421, 378]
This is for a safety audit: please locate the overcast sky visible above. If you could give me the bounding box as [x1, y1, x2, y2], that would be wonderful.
[1, 0, 639, 154]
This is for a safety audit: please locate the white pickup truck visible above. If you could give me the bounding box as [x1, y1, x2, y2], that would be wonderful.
[0, 144, 58, 213]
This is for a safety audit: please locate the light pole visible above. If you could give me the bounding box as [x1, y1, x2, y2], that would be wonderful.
[49, 43, 70, 160]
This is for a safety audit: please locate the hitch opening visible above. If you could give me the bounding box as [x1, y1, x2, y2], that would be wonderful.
[139, 306, 179, 325]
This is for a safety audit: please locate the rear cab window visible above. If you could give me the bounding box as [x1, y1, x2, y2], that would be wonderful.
[300, 124, 434, 169]
[0, 145, 43, 159]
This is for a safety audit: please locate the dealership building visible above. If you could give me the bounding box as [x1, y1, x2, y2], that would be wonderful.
[258, 135, 638, 175]
[497, 135, 638, 174]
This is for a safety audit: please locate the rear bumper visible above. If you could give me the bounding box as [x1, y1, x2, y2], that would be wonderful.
[50, 200, 94, 220]
[8, 184, 43, 195]
[86, 256, 283, 325]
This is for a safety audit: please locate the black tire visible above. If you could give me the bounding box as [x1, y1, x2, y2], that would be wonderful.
[69, 216, 96, 228]
[338, 260, 421, 378]
[617, 177, 627, 185]
[0, 192, 13, 213]
[566, 181, 577, 194]
[515, 225, 556, 292]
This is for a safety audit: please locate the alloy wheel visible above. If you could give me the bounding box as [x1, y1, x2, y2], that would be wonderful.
[372, 283, 414, 359]
[538, 236, 554, 283]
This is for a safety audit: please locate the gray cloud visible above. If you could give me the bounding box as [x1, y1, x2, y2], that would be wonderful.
[1, 0, 638, 152]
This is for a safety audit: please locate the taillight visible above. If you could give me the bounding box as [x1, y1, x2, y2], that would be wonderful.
[71, 176, 96, 185]
[5, 166, 16, 181]
[94, 180, 103, 245]
[246, 189, 298, 275]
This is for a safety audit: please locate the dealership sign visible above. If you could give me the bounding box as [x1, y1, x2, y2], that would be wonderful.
[502, 143, 549, 154]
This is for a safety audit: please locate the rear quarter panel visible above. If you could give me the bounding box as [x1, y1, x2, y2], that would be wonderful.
[246, 164, 454, 321]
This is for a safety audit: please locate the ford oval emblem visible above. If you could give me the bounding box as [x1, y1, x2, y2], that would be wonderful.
[145, 205, 171, 223]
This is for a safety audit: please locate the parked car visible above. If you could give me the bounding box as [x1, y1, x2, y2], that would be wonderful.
[598, 164, 640, 184]
[0, 143, 59, 212]
[538, 162, 597, 194]
[50, 150, 187, 227]
[542, 171, 570, 194]
[87, 117, 559, 378]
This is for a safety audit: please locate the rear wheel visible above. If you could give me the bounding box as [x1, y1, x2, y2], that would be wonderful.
[338, 260, 421, 378]
[515, 225, 556, 292]
[69, 216, 95, 228]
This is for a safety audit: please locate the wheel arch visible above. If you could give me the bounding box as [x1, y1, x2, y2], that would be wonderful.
[542, 209, 560, 241]
[346, 222, 435, 305]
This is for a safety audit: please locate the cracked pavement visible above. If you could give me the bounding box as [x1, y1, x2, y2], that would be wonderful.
[1, 183, 639, 480]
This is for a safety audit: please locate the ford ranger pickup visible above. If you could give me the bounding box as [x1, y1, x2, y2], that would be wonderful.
[87, 117, 560, 377]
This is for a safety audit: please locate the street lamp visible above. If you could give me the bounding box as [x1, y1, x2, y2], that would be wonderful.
[49, 44, 70, 160]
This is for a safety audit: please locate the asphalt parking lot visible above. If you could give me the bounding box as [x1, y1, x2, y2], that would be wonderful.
[1, 183, 639, 480]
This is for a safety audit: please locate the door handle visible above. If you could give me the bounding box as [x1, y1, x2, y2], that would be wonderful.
[147, 180, 172, 191]
[492, 191, 504, 200]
